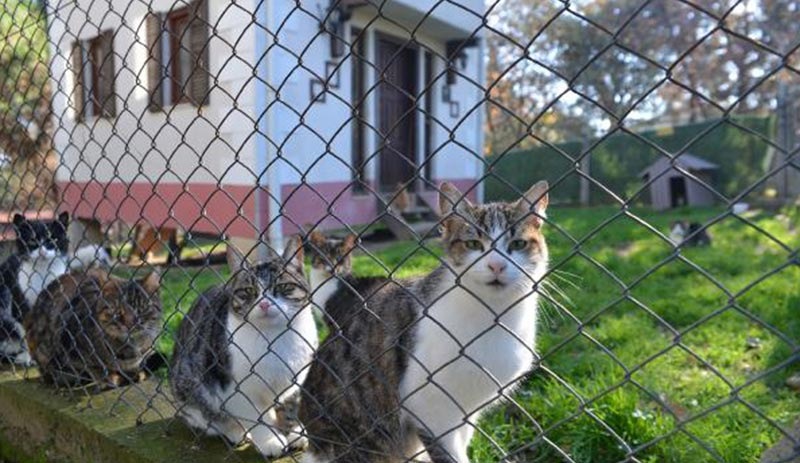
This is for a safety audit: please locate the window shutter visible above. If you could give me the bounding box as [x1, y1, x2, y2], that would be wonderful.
[71, 41, 84, 121]
[146, 12, 163, 112]
[100, 30, 117, 118]
[189, 0, 210, 106]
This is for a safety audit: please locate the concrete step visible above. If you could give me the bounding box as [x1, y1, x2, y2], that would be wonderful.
[380, 187, 439, 240]
[380, 211, 439, 241]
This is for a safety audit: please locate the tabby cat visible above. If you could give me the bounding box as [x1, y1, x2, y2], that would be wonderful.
[170, 238, 317, 457]
[25, 268, 162, 387]
[0, 212, 70, 365]
[299, 181, 550, 463]
[305, 231, 393, 331]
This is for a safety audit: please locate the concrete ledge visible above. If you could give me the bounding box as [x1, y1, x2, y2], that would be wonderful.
[0, 369, 296, 463]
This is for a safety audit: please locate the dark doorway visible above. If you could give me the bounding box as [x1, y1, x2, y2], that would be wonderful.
[376, 34, 417, 191]
[423, 51, 434, 187]
[670, 177, 687, 208]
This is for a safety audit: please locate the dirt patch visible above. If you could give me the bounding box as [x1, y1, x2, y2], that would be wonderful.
[761, 420, 800, 463]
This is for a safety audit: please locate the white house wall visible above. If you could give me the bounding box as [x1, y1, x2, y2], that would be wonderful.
[47, 0, 485, 238]
[47, 0, 264, 238]
[48, 0, 259, 187]
[265, 0, 353, 186]
[267, 2, 485, 188]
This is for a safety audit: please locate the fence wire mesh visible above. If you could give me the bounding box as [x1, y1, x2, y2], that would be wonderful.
[0, 0, 798, 462]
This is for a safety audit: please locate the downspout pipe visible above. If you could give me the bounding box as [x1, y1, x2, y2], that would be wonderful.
[255, 0, 283, 256]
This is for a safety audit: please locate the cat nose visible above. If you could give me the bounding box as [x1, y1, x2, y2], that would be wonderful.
[258, 301, 273, 312]
[487, 260, 507, 275]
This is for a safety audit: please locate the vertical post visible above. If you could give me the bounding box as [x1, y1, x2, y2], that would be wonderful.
[365, 28, 378, 188]
[776, 81, 795, 202]
[255, 0, 281, 257]
[579, 141, 591, 206]
[415, 46, 426, 194]
[476, 37, 486, 204]
[785, 84, 798, 199]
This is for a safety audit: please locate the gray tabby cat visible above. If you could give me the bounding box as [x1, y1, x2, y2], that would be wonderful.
[299, 181, 550, 463]
[25, 268, 162, 387]
[170, 238, 318, 457]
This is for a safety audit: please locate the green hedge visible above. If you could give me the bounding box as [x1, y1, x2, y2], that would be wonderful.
[485, 116, 772, 204]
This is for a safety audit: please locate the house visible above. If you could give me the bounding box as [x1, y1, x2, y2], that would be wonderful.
[640, 154, 718, 210]
[46, 0, 486, 250]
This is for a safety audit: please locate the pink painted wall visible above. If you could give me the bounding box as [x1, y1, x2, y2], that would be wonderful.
[58, 177, 479, 239]
[279, 178, 479, 235]
[58, 181, 264, 239]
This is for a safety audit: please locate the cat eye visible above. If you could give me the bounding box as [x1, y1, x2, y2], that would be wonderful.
[275, 283, 297, 294]
[234, 288, 256, 300]
[463, 240, 484, 251]
[508, 239, 528, 252]
[274, 283, 305, 300]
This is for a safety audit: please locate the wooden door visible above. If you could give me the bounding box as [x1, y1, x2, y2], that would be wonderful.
[376, 35, 417, 191]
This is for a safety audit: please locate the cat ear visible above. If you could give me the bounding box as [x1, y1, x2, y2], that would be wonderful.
[226, 243, 250, 271]
[57, 211, 70, 227]
[513, 180, 549, 227]
[282, 235, 304, 270]
[438, 182, 473, 217]
[308, 230, 326, 249]
[341, 233, 358, 252]
[137, 270, 160, 295]
[12, 213, 24, 227]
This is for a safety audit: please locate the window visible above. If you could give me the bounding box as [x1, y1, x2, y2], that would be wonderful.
[167, 8, 193, 105]
[146, 0, 210, 109]
[71, 30, 116, 120]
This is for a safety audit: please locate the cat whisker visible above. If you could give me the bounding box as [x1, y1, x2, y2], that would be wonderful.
[536, 278, 574, 326]
[534, 289, 557, 329]
[542, 279, 573, 306]
[536, 289, 573, 327]
[549, 270, 582, 289]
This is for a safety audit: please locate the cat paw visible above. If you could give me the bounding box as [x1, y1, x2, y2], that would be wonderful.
[248, 426, 287, 457]
[285, 426, 308, 451]
[13, 351, 33, 367]
[107, 372, 125, 388]
[250, 432, 288, 458]
[285, 434, 308, 451]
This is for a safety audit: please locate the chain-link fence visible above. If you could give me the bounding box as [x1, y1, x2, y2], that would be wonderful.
[0, 0, 798, 462]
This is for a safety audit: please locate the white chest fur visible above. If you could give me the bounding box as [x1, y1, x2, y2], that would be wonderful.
[309, 268, 339, 314]
[400, 284, 539, 433]
[225, 307, 318, 409]
[18, 255, 68, 307]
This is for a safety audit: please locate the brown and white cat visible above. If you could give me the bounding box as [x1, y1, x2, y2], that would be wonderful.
[25, 268, 162, 387]
[299, 181, 550, 463]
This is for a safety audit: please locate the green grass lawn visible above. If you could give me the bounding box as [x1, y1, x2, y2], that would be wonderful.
[154, 205, 799, 463]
